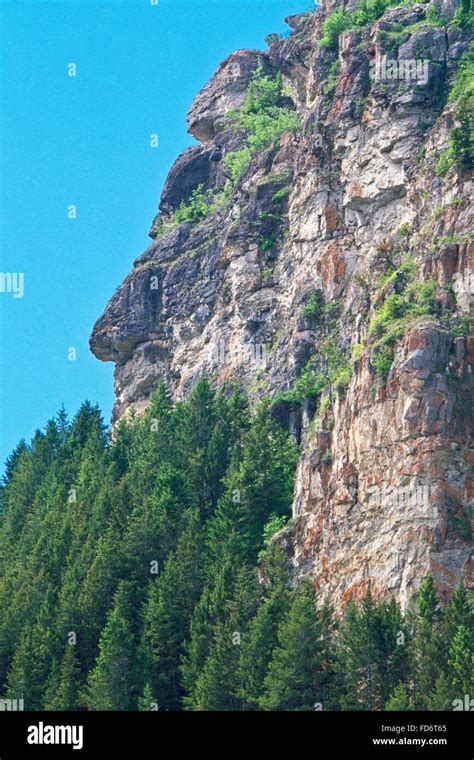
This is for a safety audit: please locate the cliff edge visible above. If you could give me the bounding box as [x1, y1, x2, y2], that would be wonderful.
[90, 0, 473, 609]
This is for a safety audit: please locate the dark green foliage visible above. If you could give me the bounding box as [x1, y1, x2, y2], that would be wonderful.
[238, 546, 292, 708]
[44, 646, 81, 711]
[408, 575, 447, 709]
[445, 582, 474, 697]
[83, 582, 138, 710]
[1, 438, 28, 487]
[191, 567, 261, 710]
[445, 581, 474, 642]
[0, 386, 472, 711]
[337, 590, 410, 710]
[259, 580, 336, 710]
[141, 509, 204, 709]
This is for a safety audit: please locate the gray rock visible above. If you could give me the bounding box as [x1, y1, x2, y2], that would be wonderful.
[90, 6, 474, 609]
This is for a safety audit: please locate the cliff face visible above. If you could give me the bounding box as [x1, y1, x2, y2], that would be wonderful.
[90, 2, 473, 609]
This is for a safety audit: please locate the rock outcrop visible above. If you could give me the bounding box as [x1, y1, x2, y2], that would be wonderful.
[90, 1, 473, 609]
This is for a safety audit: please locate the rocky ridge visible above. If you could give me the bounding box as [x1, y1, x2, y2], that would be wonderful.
[90, 0, 473, 609]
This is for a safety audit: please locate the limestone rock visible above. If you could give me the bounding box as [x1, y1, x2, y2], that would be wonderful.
[186, 50, 274, 142]
[90, 0, 473, 609]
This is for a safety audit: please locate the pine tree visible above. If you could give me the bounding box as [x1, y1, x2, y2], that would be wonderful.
[206, 404, 298, 570]
[180, 561, 236, 708]
[384, 683, 413, 711]
[445, 581, 474, 643]
[409, 575, 446, 709]
[427, 672, 456, 711]
[336, 589, 399, 710]
[43, 645, 80, 710]
[4, 585, 58, 710]
[78, 525, 123, 669]
[448, 624, 474, 695]
[235, 403, 298, 550]
[142, 509, 203, 709]
[67, 402, 107, 452]
[123, 462, 193, 582]
[238, 547, 292, 709]
[2, 382, 469, 715]
[138, 683, 158, 711]
[191, 567, 260, 711]
[260, 580, 329, 711]
[1, 439, 29, 486]
[5, 631, 34, 709]
[177, 378, 217, 518]
[83, 583, 137, 710]
[205, 385, 250, 509]
[55, 406, 70, 445]
[377, 597, 410, 707]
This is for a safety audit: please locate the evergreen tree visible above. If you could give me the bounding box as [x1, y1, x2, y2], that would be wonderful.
[142, 509, 203, 709]
[448, 624, 474, 695]
[336, 589, 402, 710]
[176, 378, 217, 517]
[180, 561, 235, 708]
[67, 402, 107, 452]
[238, 547, 292, 709]
[5, 630, 35, 709]
[427, 672, 456, 711]
[83, 583, 137, 710]
[408, 575, 446, 709]
[4, 586, 58, 710]
[191, 567, 260, 711]
[1, 439, 29, 486]
[445, 581, 474, 643]
[384, 683, 413, 711]
[260, 580, 329, 711]
[43, 646, 80, 710]
[138, 683, 158, 711]
[123, 462, 193, 582]
[206, 404, 298, 569]
[78, 525, 123, 668]
[384, 598, 410, 698]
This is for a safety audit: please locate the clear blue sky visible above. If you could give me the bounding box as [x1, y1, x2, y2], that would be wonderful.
[0, 0, 310, 468]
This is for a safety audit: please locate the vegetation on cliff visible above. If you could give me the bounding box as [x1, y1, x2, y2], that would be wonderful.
[436, 43, 474, 176]
[224, 65, 301, 181]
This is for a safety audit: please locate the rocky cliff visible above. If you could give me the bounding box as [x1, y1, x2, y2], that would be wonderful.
[90, 1, 473, 610]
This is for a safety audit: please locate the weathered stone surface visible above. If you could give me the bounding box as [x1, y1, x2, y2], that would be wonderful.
[90, 0, 473, 609]
[290, 319, 473, 610]
[186, 50, 274, 142]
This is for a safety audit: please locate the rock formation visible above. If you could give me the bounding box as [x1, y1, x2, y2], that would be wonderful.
[90, 1, 473, 609]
